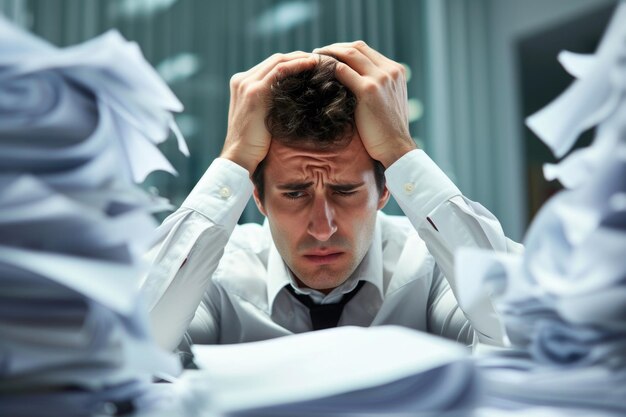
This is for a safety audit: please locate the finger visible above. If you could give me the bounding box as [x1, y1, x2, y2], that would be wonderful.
[320, 43, 407, 87]
[311, 45, 381, 76]
[331, 60, 364, 96]
[246, 51, 313, 81]
[250, 51, 308, 71]
[316, 42, 405, 80]
[261, 55, 319, 85]
[315, 41, 388, 67]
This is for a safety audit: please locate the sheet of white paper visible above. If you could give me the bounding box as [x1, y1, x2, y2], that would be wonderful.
[478, 355, 626, 412]
[192, 325, 472, 413]
[476, 405, 611, 417]
[525, 63, 619, 158]
[0, 297, 180, 385]
[0, 18, 188, 185]
[169, 119, 190, 156]
[0, 245, 141, 315]
[0, 15, 54, 61]
[0, 379, 152, 417]
[542, 118, 621, 189]
[0, 72, 98, 148]
[117, 119, 178, 182]
[525, 2, 626, 158]
[557, 51, 595, 79]
[0, 174, 157, 261]
[455, 248, 528, 308]
[0, 97, 107, 173]
[524, 196, 625, 298]
[4, 30, 181, 112]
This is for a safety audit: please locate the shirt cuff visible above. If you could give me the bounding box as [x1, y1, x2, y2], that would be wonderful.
[181, 158, 253, 228]
[385, 149, 461, 219]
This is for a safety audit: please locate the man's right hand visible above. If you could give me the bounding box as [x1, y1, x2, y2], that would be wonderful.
[220, 52, 318, 174]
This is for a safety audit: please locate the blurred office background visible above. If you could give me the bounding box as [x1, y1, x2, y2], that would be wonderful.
[1, 0, 618, 241]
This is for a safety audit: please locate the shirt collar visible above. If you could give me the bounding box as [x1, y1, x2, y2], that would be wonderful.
[266, 214, 384, 312]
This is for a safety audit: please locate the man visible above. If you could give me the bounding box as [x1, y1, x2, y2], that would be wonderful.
[142, 41, 520, 354]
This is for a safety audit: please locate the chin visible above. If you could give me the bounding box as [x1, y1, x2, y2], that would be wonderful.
[299, 268, 351, 291]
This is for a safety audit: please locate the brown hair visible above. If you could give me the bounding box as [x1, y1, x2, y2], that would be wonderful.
[253, 58, 385, 201]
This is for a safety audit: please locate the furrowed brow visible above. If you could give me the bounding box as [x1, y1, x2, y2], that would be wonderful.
[276, 182, 314, 191]
[329, 182, 365, 192]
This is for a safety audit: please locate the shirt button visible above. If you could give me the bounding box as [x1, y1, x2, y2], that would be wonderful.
[219, 186, 231, 199]
[404, 182, 415, 194]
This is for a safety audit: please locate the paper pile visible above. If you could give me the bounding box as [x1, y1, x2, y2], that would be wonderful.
[0, 16, 186, 416]
[456, 3, 626, 415]
[190, 325, 479, 417]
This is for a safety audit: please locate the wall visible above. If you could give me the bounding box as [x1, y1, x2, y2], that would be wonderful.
[423, 0, 617, 241]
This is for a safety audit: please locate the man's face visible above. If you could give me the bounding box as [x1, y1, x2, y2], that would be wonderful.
[253, 134, 389, 293]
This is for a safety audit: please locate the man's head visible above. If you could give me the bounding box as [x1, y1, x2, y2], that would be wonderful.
[252, 57, 389, 293]
[252, 58, 385, 200]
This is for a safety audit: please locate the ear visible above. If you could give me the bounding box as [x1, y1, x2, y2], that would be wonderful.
[377, 186, 391, 210]
[253, 187, 267, 216]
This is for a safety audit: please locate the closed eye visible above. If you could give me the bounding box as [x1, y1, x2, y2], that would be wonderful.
[334, 190, 357, 197]
[330, 182, 364, 196]
[283, 191, 307, 199]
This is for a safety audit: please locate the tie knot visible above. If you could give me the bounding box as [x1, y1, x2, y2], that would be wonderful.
[286, 281, 366, 330]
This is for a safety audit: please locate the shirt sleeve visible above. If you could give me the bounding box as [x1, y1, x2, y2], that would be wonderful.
[385, 149, 523, 347]
[140, 158, 253, 351]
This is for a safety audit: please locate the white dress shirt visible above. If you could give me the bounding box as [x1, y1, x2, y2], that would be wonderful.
[141, 150, 521, 352]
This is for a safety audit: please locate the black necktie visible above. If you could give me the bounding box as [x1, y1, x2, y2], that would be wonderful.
[286, 281, 366, 330]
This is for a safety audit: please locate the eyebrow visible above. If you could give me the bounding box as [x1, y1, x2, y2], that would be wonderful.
[329, 182, 365, 192]
[276, 182, 314, 191]
[276, 181, 365, 191]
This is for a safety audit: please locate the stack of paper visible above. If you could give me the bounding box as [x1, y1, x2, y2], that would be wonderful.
[0, 16, 185, 416]
[188, 325, 479, 416]
[456, 3, 626, 415]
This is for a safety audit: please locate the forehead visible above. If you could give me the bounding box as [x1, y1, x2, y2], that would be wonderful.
[264, 135, 375, 181]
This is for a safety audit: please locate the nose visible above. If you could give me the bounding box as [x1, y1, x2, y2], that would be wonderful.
[307, 196, 337, 242]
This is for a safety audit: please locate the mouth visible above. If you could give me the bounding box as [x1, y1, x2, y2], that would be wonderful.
[302, 251, 344, 265]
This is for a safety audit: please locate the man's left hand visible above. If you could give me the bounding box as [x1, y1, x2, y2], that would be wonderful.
[313, 41, 417, 168]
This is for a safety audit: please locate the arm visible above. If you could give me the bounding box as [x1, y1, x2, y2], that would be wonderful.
[141, 52, 319, 351]
[314, 41, 521, 347]
[141, 159, 252, 351]
[385, 149, 522, 346]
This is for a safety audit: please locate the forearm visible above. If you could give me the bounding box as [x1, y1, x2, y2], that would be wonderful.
[140, 158, 253, 350]
[386, 150, 521, 346]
